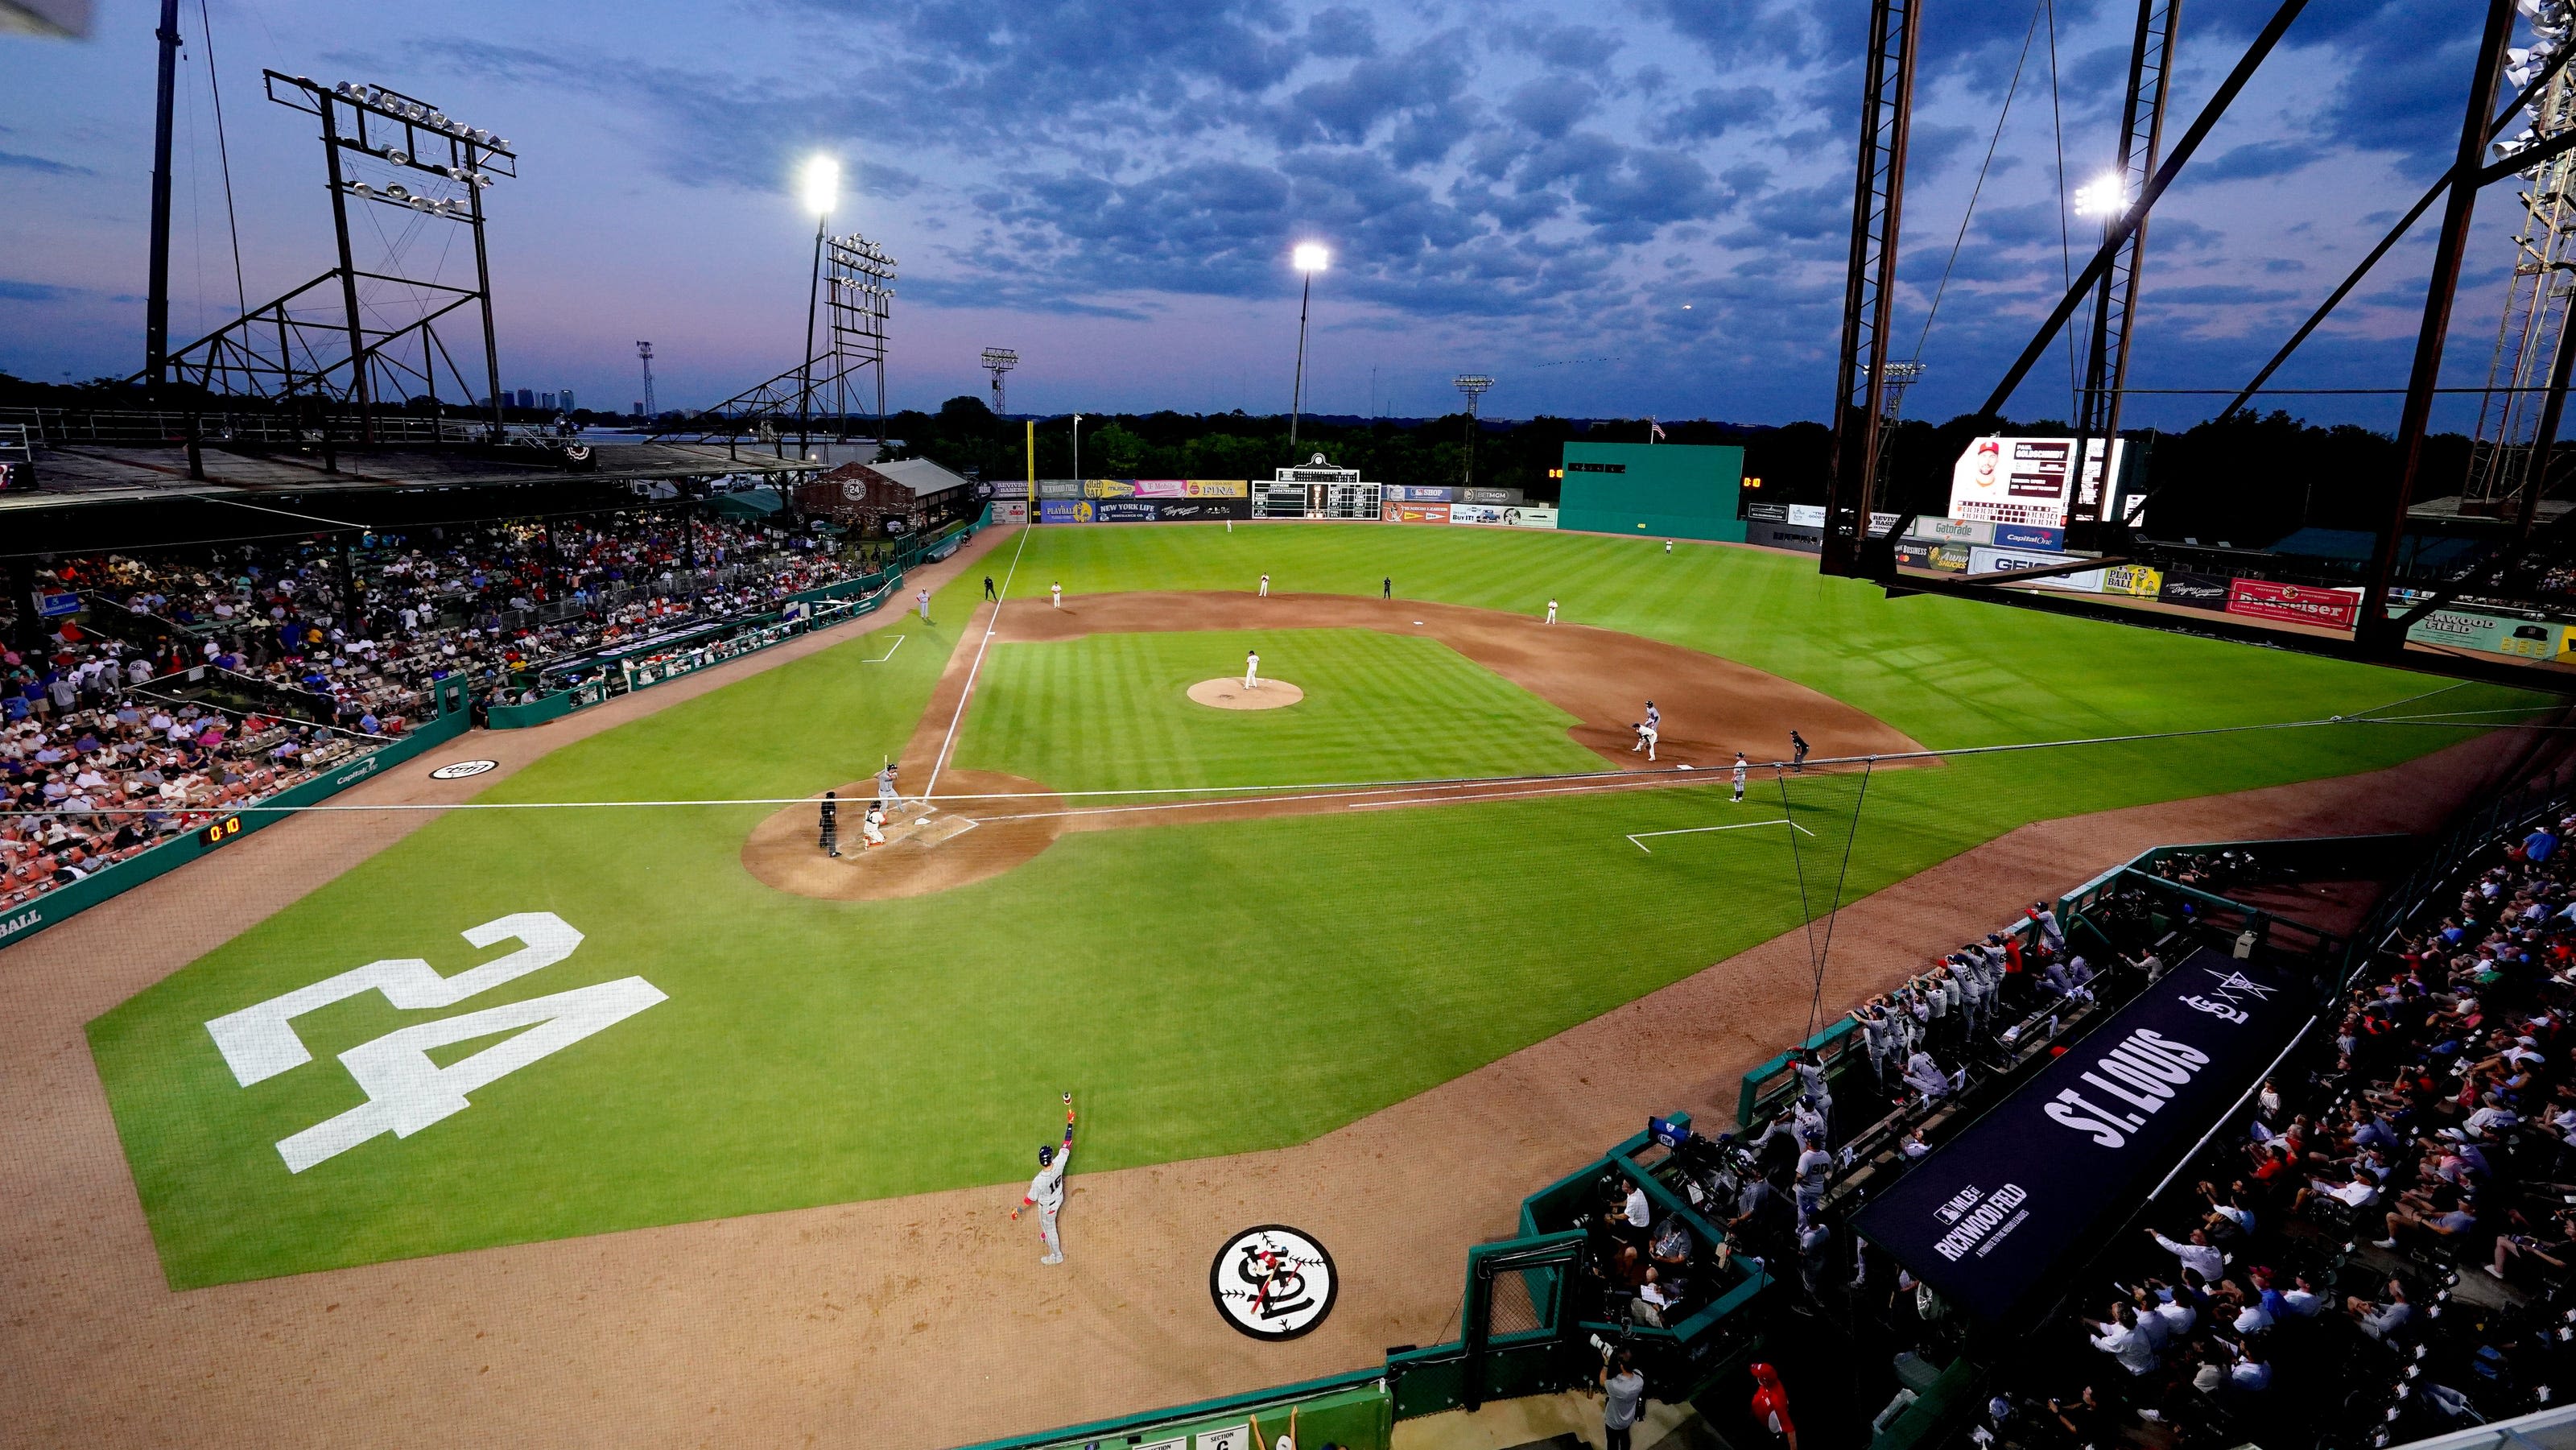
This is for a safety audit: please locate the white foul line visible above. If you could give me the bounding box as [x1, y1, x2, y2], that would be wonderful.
[924, 524, 1031, 799]
[862, 634, 908, 664]
[1625, 817, 1817, 853]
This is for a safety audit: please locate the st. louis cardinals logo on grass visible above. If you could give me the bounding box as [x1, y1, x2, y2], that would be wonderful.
[1210, 1225, 1337, 1341]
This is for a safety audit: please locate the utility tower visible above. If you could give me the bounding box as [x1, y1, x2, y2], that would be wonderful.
[1453, 374, 1494, 487]
[981, 347, 1018, 415]
[636, 341, 655, 419]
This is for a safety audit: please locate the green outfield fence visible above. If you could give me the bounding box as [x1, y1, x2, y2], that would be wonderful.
[0, 675, 473, 952]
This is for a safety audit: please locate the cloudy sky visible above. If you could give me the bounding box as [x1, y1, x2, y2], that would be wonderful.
[0, 0, 2528, 430]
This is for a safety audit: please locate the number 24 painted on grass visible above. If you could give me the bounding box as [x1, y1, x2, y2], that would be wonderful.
[203, 912, 665, 1174]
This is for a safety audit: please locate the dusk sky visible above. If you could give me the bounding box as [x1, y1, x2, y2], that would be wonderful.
[0, 0, 2527, 432]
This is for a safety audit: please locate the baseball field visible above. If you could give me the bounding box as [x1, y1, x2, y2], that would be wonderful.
[72, 520, 2543, 1299]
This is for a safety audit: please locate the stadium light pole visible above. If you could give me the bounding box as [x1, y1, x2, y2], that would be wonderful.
[1072, 412, 1083, 481]
[1289, 243, 1328, 450]
[796, 155, 839, 455]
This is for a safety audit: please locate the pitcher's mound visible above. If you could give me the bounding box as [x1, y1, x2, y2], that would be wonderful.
[1188, 678, 1302, 710]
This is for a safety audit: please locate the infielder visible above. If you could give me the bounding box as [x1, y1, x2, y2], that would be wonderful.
[1013, 1093, 1078, 1264]
[1244, 648, 1261, 689]
[1051, 580, 1063, 609]
[1630, 721, 1658, 760]
[818, 790, 840, 857]
[1546, 598, 1558, 624]
[1731, 751, 1748, 802]
[1259, 572, 1270, 597]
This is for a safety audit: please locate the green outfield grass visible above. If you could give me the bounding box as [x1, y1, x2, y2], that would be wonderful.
[82, 523, 2546, 1287]
[953, 627, 1601, 792]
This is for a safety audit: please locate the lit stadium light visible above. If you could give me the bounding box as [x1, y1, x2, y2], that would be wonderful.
[1293, 242, 1330, 273]
[801, 155, 840, 217]
[2072, 172, 2128, 219]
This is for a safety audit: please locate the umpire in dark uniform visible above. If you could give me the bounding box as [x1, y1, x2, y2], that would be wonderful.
[819, 790, 840, 857]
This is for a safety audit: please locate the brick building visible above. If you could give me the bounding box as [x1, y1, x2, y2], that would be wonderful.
[790, 458, 977, 539]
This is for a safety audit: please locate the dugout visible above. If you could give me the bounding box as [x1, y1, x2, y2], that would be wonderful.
[1557, 441, 1747, 543]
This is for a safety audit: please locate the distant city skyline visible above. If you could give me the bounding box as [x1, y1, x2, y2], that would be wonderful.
[0, 0, 2530, 436]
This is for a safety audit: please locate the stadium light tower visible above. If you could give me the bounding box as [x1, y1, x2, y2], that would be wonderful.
[1289, 242, 1328, 448]
[1453, 373, 1494, 486]
[982, 346, 1018, 415]
[796, 155, 839, 450]
[635, 340, 655, 419]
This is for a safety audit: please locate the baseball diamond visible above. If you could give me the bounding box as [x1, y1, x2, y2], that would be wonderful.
[3, 512, 2552, 1450]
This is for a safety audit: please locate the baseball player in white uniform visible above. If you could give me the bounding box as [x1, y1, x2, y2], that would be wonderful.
[1013, 1093, 1078, 1264]
[1259, 573, 1270, 597]
[1244, 649, 1261, 689]
[1630, 721, 1657, 760]
[1545, 598, 1558, 623]
[861, 801, 886, 848]
[1731, 751, 1748, 802]
[876, 762, 900, 808]
[1051, 580, 1063, 609]
[1645, 700, 1661, 733]
[916, 588, 931, 621]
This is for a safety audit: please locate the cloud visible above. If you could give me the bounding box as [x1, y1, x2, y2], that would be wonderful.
[2197, 140, 2311, 183]
[1645, 86, 1776, 144]
[0, 149, 90, 176]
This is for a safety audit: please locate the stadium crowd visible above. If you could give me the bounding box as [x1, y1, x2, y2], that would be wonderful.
[1, 506, 874, 908]
[1679, 806, 2576, 1450]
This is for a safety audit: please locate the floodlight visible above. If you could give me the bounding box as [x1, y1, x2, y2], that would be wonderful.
[2071, 171, 2128, 218]
[1293, 242, 1330, 272]
[801, 155, 840, 217]
[384, 183, 411, 200]
[380, 146, 410, 165]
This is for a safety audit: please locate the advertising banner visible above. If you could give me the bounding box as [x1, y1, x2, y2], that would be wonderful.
[1853, 948, 2309, 1324]
[2157, 571, 2231, 611]
[989, 501, 1030, 526]
[1967, 545, 2105, 593]
[1993, 523, 2066, 551]
[1151, 498, 1253, 521]
[1081, 478, 1136, 498]
[1502, 506, 1559, 529]
[1896, 543, 1971, 572]
[1461, 486, 1523, 505]
[1948, 436, 2132, 530]
[1183, 479, 1250, 498]
[2225, 579, 2362, 630]
[1036, 478, 1084, 500]
[1093, 501, 1160, 523]
[1744, 502, 1790, 524]
[1131, 479, 1187, 498]
[2100, 564, 2163, 598]
[1038, 500, 1094, 524]
[1381, 502, 1452, 524]
[1448, 502, 1507, 525]
[1383, 485, 1456, 503]
[1908, 517, 1993, 547]
[1787, 504, 1828, 528]
[2402, 606, 2569, 659]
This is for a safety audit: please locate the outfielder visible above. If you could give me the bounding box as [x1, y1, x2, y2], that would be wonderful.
[1546, 597, 1558, 623]
[1731, 751, 1748, 802]
[1244, 648, 1261, 689]
[1259, 572, 1270, 597]
[1013, 1093, 1078, 1264]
